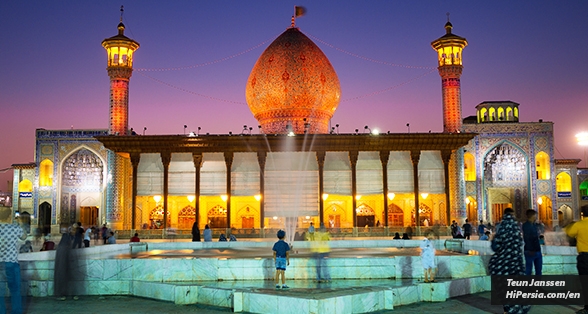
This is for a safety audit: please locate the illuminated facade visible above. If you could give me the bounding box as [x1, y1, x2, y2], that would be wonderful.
[246, 26, 341, 134]
[9, 17, 586, 236]
[462, 101, 584, 227]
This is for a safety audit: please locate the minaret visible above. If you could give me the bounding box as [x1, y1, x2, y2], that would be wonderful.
[101, 7, 139, 228]
[431, 18, 468, 224]
[431, 18, 467, 133]
[101, 7, 139, 135]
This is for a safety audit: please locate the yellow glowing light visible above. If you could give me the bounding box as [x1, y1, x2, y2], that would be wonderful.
[465, 198, 471, 205]
[220, 194, 228, 202]
[305, 216, 310, 219]
[187, 195, 195, 202]
[254, 194, 262, 201]
[537, 197, 543, 205]
[421, 193, 429, 199]
[153, 195, 162, 203]
[387, 193, 395, 201]
[371, 129, 379, 135]
[577, 132, 588, 146]
[322, 193, 329, 201]
[273, 216, 278, 220]
[355, 195, 362, 201]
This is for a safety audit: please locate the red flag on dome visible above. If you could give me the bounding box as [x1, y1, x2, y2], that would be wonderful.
[295, 6, 306, 17]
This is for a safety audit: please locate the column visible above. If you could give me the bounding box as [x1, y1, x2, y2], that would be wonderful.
[349, 151, 359, 228]
[380, 151, 390, 228]
[192, 153, 203, 226]
[130, 153, 140, 230]
[257, 151, 267, 233]
[224, 152, 234, 229]
[441, 150, 452, 226]
[316, 151, 326, 227]
[161, 152, 171, 230]
[410, 150, 421, 228]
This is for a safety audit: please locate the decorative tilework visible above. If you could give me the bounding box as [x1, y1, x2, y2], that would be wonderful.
[246, 27, 340, 134]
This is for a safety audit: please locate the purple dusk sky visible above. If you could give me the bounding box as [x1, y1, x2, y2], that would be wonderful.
[1, 1, 587, 191]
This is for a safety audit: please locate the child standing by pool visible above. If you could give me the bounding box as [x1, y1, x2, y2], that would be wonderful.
[420, 231, 436, 283]
[272, 230, 291, 289]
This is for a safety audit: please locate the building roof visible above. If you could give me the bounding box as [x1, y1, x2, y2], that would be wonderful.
[11, 162, 36, 169]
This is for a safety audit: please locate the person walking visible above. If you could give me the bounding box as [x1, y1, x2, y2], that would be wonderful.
[522, 209, 542, 275]
[0, 207, 27, 314]
[54, 233, 78, 300]
[83, 225, 92, 248]
[191, 221, 201, 242]
[566, 205, 588, 314]
[203, 224, 212, 242]
[462, 219, 472, 240]
[488, 208, 530, 314]
[313, 224, 331, 282]
[72, 222, 83, 249]
[477, 220, 487, 239]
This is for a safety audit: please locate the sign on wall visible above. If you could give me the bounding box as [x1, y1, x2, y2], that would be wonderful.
[557, 192, 572, 198]
[19, 192, 32, 198]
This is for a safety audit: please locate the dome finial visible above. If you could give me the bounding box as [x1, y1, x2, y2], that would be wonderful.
[120, 5, 124, 23]
[445, 12, 453, 34]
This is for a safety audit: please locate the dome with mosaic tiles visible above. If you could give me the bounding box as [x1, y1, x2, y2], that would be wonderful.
[246, 27, 341, 134]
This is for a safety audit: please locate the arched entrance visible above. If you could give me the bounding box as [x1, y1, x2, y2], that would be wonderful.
[149, 205, 170, 229]
[325, 204, 345, 228]
[387, 204, 404, 227]
[178, 206, 195, 229]
[236, 205, 257, 229]
[466, 197, 478, 223]
[411, 204, 432, 226]
[537, 196, 552, 225]
[557, 204, 573, 227]
[38, 201, 52, 235]
[356, 203, 375, 227]
[60, 148, 104, 226]
[207, 205, 227, 228]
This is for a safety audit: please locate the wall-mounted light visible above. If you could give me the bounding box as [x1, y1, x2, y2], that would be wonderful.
[387, 193, 395, 201]
[221, 194, 228, 202]
[537, 196, 543, 205]
[273, 216, 278, 220]
[355, 195, 362, 201]
[254, 194, 262, 201]
[187, 195, 195, 202]
[153, 195, 162, 203]
[420, 193, 429, 199]
[322, 193, 329, 201]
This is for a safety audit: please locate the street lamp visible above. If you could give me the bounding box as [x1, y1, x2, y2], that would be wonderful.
[577, 132, 588, 167]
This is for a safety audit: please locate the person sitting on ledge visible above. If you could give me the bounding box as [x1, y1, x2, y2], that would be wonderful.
[40, 236, 55, 251]
[401, 233, 410, 240]
[393, 232, 401, 240]
[130, 233, 140, 242]
[107, 231, 116, 244]
[229, 234, 237, 241]
[479, 231, 490, 241]
[219, 233, 227, 241]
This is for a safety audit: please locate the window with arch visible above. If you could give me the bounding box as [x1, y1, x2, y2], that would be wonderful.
[506, 107, 513, 120]
[489, 107, 496, 121]
[178, 206, 196, 230]
[207, 205, 227, 228]
[580, 180, 588, 198]
[535, 152, 550, 180]
[387, 204, 404, 227]
[18, 179, 33, 192]
[464, 152, 476, 181]
[479, 108, 488, 122]
[39, 159, 54, 186]
[556, 172, 572, 192]
[356, 203, 376, 227]
[497, 107, 505, 121]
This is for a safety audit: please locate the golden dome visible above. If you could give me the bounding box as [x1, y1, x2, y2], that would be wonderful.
[246, 27, 341, 134]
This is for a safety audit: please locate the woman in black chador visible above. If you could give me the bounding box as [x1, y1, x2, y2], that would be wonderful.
[488, 208, 530, 314]
[191, 221, 201, 242]
[54, 233, 78, 300]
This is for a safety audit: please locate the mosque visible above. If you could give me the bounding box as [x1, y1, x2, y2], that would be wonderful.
[10, 14, 587, 236]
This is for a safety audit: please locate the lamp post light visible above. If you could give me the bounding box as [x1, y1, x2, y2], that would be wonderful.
[577, 132, 588, 167]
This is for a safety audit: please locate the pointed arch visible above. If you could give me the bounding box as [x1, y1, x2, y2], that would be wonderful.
[556, 172, 572, 192]
[39, 159, 54, 186]
[535, 151, 550, 180]
[18, 179, 33, 192]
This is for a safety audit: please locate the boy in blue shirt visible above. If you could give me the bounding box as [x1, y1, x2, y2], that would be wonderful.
[272, 230, 290, 289]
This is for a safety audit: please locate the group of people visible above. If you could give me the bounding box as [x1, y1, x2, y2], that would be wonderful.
[190, 223, 237, 242]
